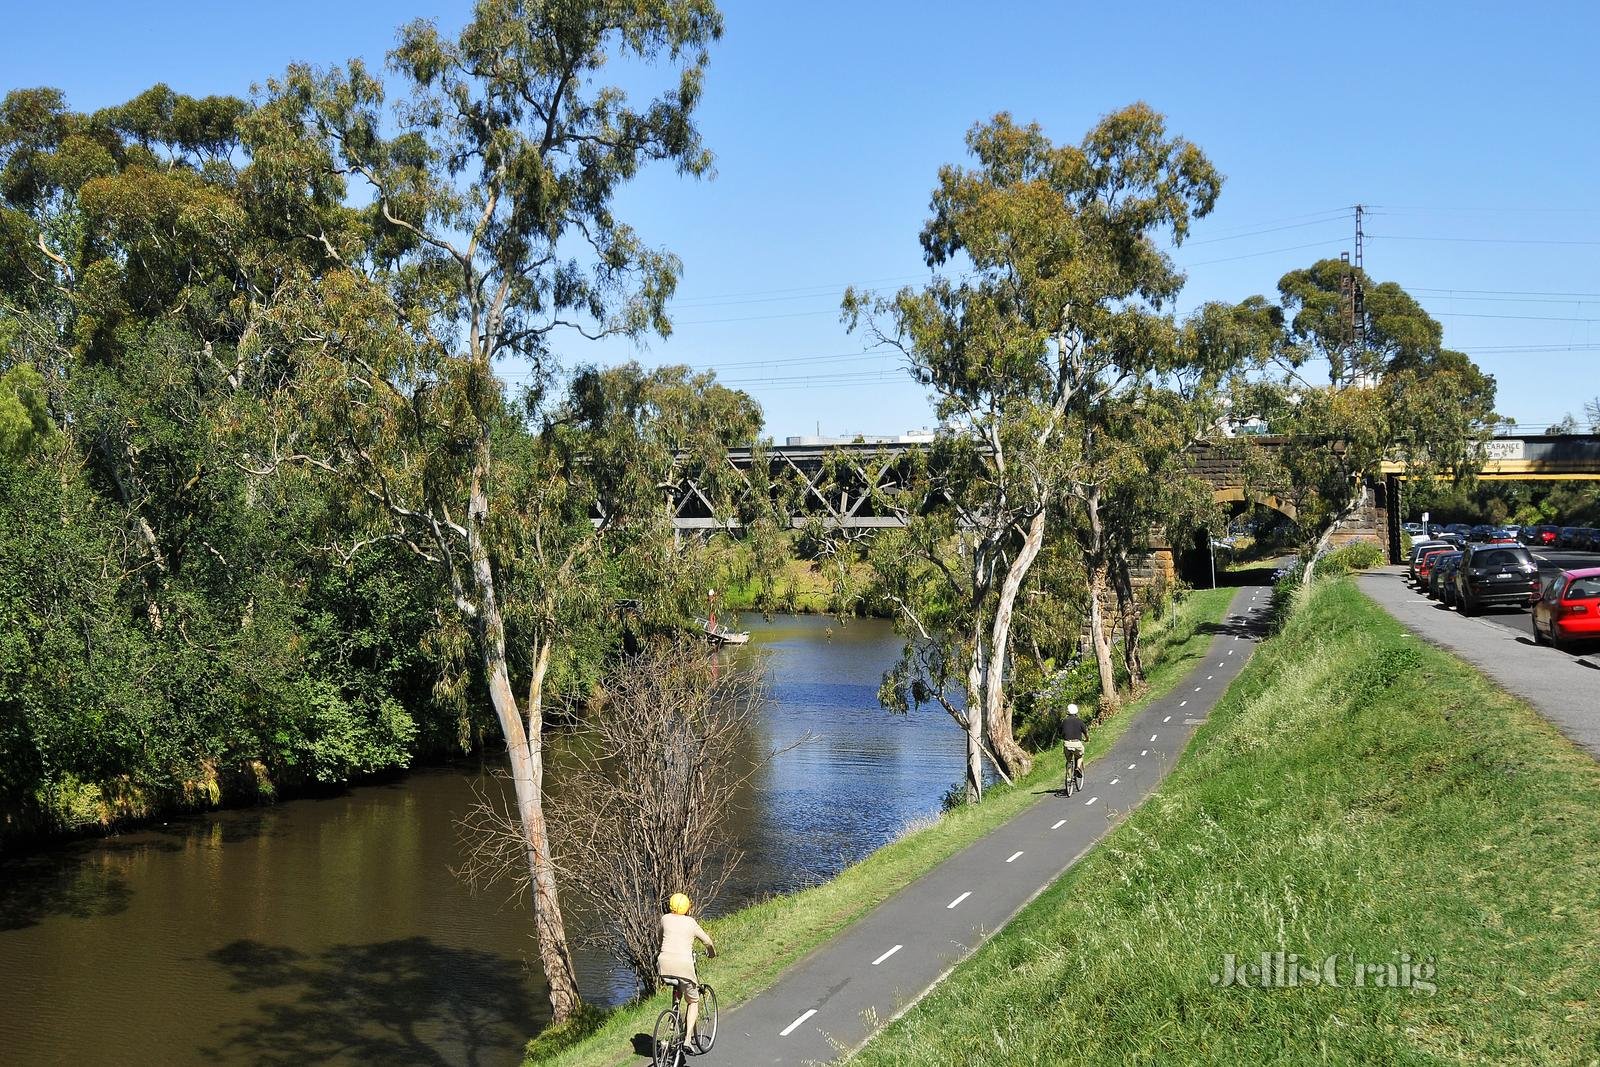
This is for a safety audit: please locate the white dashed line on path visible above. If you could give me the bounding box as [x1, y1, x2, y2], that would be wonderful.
[781, 1009, 817, 1037]
[1006, 851, 1024, 863]
[1141, 749, 1148, 756]
[1207, 675, 1214, 680]
[1109, 778, 1119, 785]
[1194, 686, 1203, 692]
[1150, 734, 1158, 742]
[1085, 796, 1098, 806]
[1051, 819, 1066, 830]
[1164, 715, 1172, 722]
[871, 945, 902, 966]
[947, 892, 971, 909]
[1179, 700, 1187, 708]
[1128, 763, 1137, 770]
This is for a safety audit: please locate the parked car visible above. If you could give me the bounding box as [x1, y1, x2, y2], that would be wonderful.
[1467, 524, 1496, 543]
[1407, 540, 1453, 584]
[1428, 552, 1463, 601]
[1415, 546, 1457, 588]
[1402, 522, 1426, 536]
[1447, 523, 1472, 539]
[1504, 524, 1522, 541]
[1531, 568, 1600, 650]
[1488, 528, 1519, 544]
[1435, 554, 1466, 608]
[1452, 543, 1541, 615]
[1525, 525, 1560, 547]
[1576, 527, 1600, 552]
[1558, 526, 1586, 549]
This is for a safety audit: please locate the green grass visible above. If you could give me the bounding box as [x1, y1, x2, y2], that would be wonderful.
[719, 557, 861, 615]
[527, 587, 1237, 1066]
[849, 580, 1600, 1066]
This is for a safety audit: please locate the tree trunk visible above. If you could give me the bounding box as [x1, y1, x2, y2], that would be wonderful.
[1087, 568, 1118, 707]
[964, 651, 985, 804]
[1113, 549, 1144, 686]
[1303, 481, 1361, 586]
[1083, 486, 1118, 707]
[468, 441, 581, 1023]
[984, 508, 1045, 779]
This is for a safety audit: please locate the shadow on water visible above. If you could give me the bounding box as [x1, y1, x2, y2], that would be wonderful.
[202, 936, 534, 1067]
[0, 846, 135, 931]
[0, 804, 298, 931]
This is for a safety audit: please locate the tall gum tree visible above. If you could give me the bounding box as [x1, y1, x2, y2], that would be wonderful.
[845, 105, 1224, 771]
[1229, 261, 1498, 572]
[236, 0, 723, 1022]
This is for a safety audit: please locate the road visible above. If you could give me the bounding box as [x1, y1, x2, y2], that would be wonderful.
[1356, 559, 1600, 761]
[685, 580, 1272, 1066]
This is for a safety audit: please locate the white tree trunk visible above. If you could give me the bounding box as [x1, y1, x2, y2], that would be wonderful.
[468, 443, 580, 1023]
[984, 507, 1046, 779]
[964, 651, 985, 803]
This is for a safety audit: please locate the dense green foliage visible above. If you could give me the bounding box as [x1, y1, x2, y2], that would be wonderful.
[1229, 262, 1499, 539]
[850, 580, 1600, 1065]
[0, 84, 459, 842]
[1408, 477, 1600, 528]
[0, 4, 740, 854]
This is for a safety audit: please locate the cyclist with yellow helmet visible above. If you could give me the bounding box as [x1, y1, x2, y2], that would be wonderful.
[659, 893, 716, 1042]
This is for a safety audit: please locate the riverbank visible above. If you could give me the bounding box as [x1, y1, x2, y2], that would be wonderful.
[848, 579, 1600, 1064]
[526, 586, 1237, 1065]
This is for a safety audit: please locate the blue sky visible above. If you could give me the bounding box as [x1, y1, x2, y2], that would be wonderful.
[6, 1, 1598, 438]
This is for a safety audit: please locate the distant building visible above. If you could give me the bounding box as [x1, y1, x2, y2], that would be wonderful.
[784, 429, 938, 447]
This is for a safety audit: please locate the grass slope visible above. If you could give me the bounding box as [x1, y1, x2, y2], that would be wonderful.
[850, 580, 1600, 1066]
[529, 588, 1236, 1065]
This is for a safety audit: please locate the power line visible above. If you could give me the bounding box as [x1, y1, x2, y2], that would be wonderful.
[1412, 293, 1600, 305]
[1370, 233, 1600, 247]
[665, 273, 927, 307]
[1368, 204, 1600, 215]
[1409, 286, 1600, 299]
[1456, 343, 1600, 354]
[1433, 310, 1600, 322]
[1184, 213, 1351, 246]
[1180, 239, 1347, 268]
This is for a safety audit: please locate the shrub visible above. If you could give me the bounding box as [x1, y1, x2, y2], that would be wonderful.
[1319, 540, 1386, 576]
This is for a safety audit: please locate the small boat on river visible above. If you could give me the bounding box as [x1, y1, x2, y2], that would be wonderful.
[695, 616, 750, 645]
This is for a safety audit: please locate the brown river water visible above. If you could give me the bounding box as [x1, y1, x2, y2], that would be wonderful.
[0, 614, 969, 1066]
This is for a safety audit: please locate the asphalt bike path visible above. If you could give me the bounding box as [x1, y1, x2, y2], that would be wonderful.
[1356, 567, 1600, 761]
[688, 580, 1272, 1066]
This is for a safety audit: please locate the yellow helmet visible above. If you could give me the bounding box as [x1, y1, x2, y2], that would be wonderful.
[669, 893, 691, 915]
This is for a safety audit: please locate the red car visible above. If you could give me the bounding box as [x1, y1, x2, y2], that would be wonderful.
[1415, 546, 1456, 586]
[1532, 568, 1600, 650]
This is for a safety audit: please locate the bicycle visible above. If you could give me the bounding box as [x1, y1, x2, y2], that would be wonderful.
[652, 975, 718, 1066]
[1063, 746, 1084, 797]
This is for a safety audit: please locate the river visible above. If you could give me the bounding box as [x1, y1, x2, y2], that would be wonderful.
[0, 614, 969, 1066]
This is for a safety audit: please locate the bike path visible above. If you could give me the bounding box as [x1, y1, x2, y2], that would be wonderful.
[691, 580, 1271, 1066]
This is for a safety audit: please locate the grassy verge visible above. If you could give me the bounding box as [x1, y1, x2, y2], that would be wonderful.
[850, 580, 1600, 1065]
[528, 587, 1237, 1065]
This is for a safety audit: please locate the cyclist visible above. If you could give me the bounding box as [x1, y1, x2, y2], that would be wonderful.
[659, 893, 716, 1047]
[1062, 703, 1089, 791]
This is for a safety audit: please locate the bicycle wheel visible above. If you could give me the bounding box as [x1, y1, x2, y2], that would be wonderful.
[652, 1007, 680, 1067]
[691, 985, 718, 1054]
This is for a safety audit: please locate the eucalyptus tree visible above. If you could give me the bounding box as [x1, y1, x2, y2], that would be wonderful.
[236, 0, 723, 1021]
[1231, 261, 1498, 571]
[845, 105, 1226, 776]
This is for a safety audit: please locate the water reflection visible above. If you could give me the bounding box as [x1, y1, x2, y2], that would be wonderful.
[0, 614, 966, 1063]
